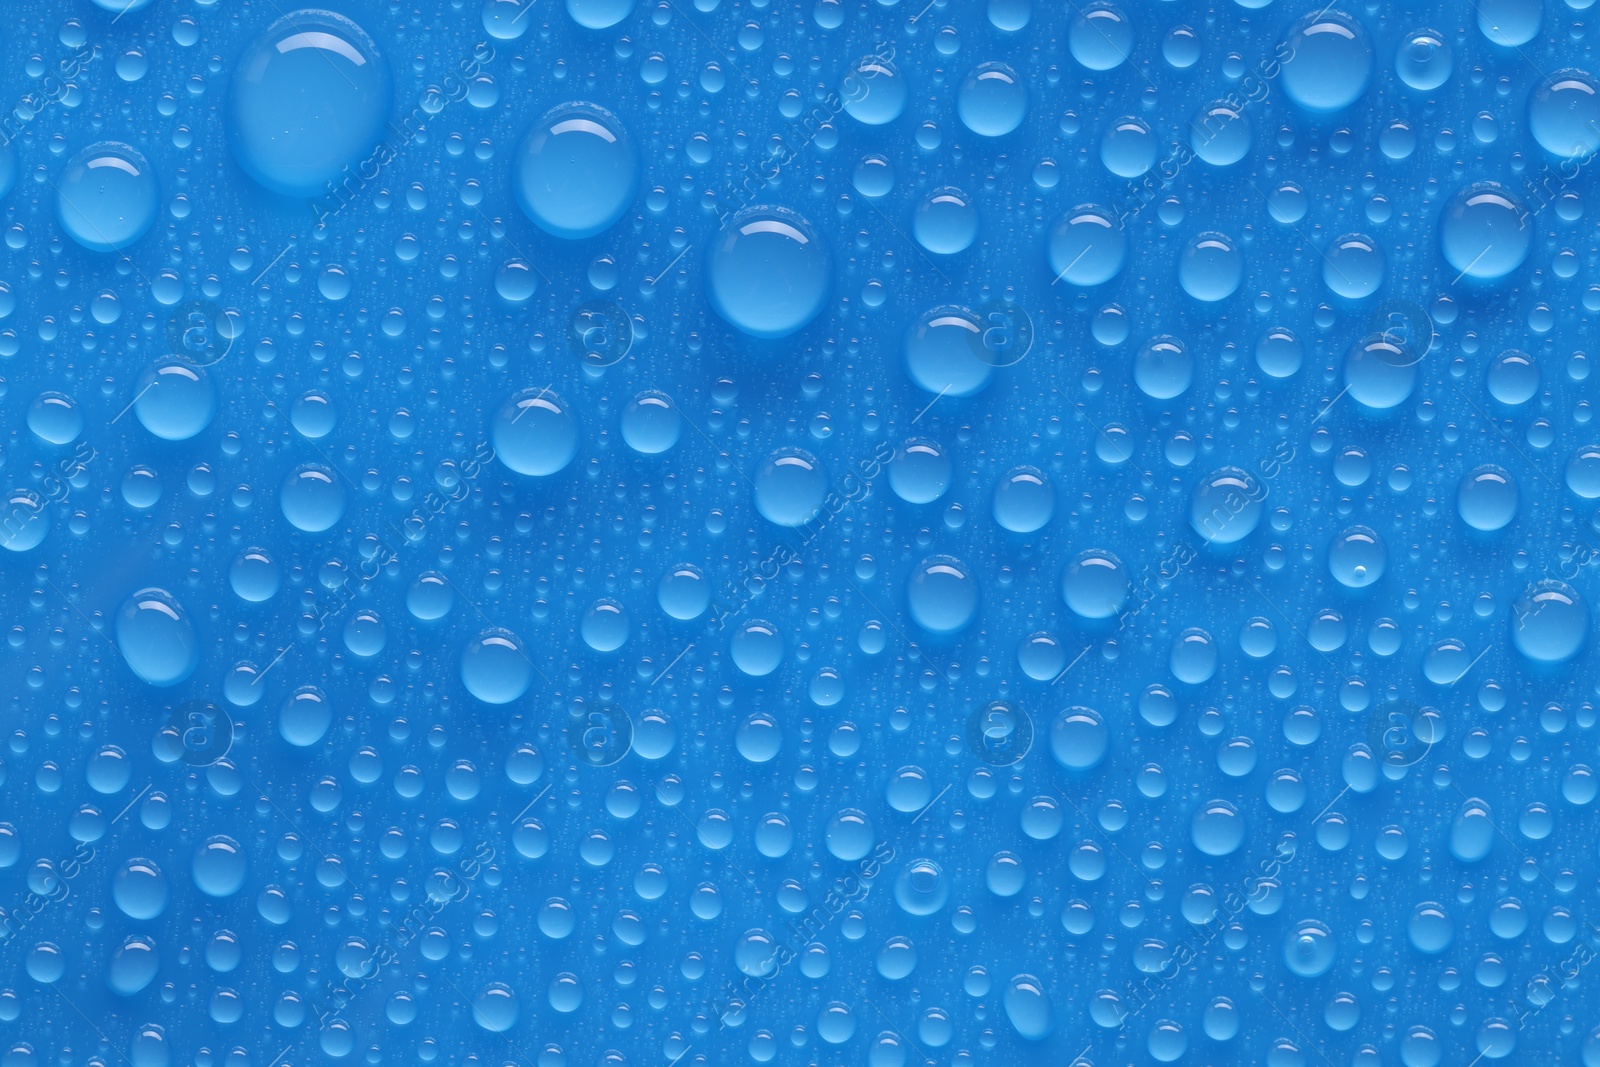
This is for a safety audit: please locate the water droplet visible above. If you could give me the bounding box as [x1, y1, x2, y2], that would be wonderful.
[1280, 11, 1373, 113]
[492, 388, 579, 477]
[115, 588, 199, 687]
[513, 103, 639, 238]
[706, 207, 832, 338]
[56, 142, 158, 252]
[228, 10, 391, 197]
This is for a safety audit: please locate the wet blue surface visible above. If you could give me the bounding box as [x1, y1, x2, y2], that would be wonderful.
[2, 0, 1600, 1065]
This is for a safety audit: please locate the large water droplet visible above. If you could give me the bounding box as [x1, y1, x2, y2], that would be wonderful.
[460, 628, 535, 704]
[228, 10, 391, 197]
[492, 388, 580, 476]
[1280, 11, 1374, 113]
[56, 142, 158, 252]
[706, 207, 831, 338]
[115, 588, 199, 687]
[1439, 183, 1530, 282]
[513, 103, 639, 238]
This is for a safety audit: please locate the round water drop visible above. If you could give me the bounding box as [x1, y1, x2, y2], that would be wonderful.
[1395, 28, 1452, 90]
[1511, 580, 1588, 663]
[1487, 350, 1539, 405]
[876, 936, 918, 980]
[896, 857, 940, 915]
[1190, 799, 1244, 856]
[28, 393, 82, 445]
[658, 564, 710, 621]
[230, 548, 279, 603]
[56, 142, 158, 252]
[113, 858, 168, 920]
[343, 612, 385, 657]
[842, 56, 907, 125]
[1101, 117, 1157, 177]
[494, 259, 538, 304]
[735, 930, 780, 978]
[1477, 0, 1541, 46]
[992, 467, 1054, 533]
[1283, 920, 1336, 977]
[1257, 186, 1305, 229]
[1190, 103, 1251, 166]
[492, 388, 579, 476]
[1280, 11, 1373, 113]
[817, 1003, 856, 1045]
[121, 467, 161, 509]
[890, 439, 951, 504]
[107, 937, 160, 997]
[228, 11, 391, 197]
[886, 767, 933, 813]
[1457, 466, 1518, 531]
[825, 809, 873, 860]
[1050, 707, 1107, 770]
[278, 686, 332, 747]
[1403, 1028, 1443, 1067]
[1133, 335, 1193, 399]
[1569, 445, 1600, 498]
[903, 306, 990, 397]
[567, 0, 634, 28]
[1189, 466, 1265, 544]
[1178, 232, 1242, 302]
[1240, 617, 1278, 658]
[1018, 633, 1067, 680]
[753, 447, 826, 527]
[1440, 183, 1530, 282]
[1003, 975, 1054, 1040]
[581, 599, 629, 652]
[731, 620, 784, 676]
[317, 266, 350, 302]
[957, 62, 1026, 136]
[1148, 1021, 1188, 1063]
[472, 984, 519, 1033]
[1048, 206, 1126, 287]
[1344, 335, 1417, 410]
[913, 187, 978, 256]
[1069, 2, 1133, 71]
[0, 490, 47, 552]
[408, 572, 454, 621]
[26, 944, 66, 984]
[754, 813, 792, 857]
[461, 629, 534, 704]
[483, 0, 534, 38]
[736, 715, 782, 763]
[1204, 998, 1240, 1041]
[192, 836, 246, 897]
[907, 555, 978, 634]
[134, 361, 215, 441]
[852, 154, 894, 198]
[1063, 550, 1128, 619]
[1530, 71, 1600, 157]
[1323, 234, 1384, 299]
[1256, 327, 1302, 378]
[1170, 628, 1218, 684]
[1424, 639, 1473, 685]
[1450, 799, 1496, 862]
[620, 391, 680, 454]
[513, 103, 638, 238]
[115, 589, 198, 687]
[279, 464, 345, 533]
[290, 391, 336, 439]
[1408, 902, 1453, 953]
[1328, 526, 1385, 588]
[706, 207, 831, 339]
[989, 0, 1029, 30]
